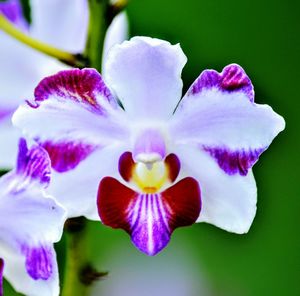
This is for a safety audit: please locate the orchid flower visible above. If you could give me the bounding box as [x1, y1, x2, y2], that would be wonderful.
[13, 37, 285, 256]
[0, 0, 128, 168]
[0, 138, 66, 296]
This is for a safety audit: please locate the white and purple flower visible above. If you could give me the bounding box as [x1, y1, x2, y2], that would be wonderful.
[0, 0, 128, 168]
[13, 37, 285, 256]
[0, 139, 66, 296]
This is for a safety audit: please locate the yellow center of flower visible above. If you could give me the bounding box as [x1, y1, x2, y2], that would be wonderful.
[132, 161, 169, 193]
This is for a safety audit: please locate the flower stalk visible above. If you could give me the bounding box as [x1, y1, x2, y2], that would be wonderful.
[62, 218, 107, 296]
[84, 0, 110, 71]
[0, 14, 87, 67]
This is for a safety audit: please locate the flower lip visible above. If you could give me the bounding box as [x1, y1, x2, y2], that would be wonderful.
[97, 176, 201, 256]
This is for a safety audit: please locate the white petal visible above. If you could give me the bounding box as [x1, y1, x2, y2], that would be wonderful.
[30, 0, 88, 52]
[48, 144, 127, 219]
[1, 243, 59, 296]
[102, 12, 129, 74]
[176, 145, 257, 234]
[172, 89, 285, 150]
[0, 186, 64, 296]
[104, 37, 187, 119]
[0, 187, 65, 247]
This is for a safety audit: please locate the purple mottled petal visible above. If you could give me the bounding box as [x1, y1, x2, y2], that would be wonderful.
[0, 0, 28, 30]
[0, 258, 3, 296]
[203, 146, 266, 176]
[133, 129, 166, 163]
[33, 68, 116, 114]
[16, 138, 51, 186]
[171, 71, 285, 169]
[13, 69, 129, 173]
[98, 177, 200, 256]
[22, 245, 53, 280]
[42, 140, 98, 173]
[189, 64, 254, 102]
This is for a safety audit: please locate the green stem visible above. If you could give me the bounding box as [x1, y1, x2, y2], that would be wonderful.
[0, 14, 87, 67]
[84, 0, 111, 70]
[61, 218, 108, 296]
[61, 218, 90, 296]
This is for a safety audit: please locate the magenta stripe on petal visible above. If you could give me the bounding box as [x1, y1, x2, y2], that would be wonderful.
[33, 69, 116, 114]
[203, 145, 266, 176]
[23, 245, 53, 280]
[0, 258, 3, 296]
[17, 138, 51, 185]
[98, 177, 201, 256]
[189, 64, 254, 102]
[42, 140, 97, 173]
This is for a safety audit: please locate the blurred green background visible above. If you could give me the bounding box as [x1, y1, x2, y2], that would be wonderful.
[3, 0, 300, 295]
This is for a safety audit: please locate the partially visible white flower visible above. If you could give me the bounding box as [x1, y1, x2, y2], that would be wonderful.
[0, 138, 66, 296]
[0, 0, 128, 168]
[102, 12, 129, 78]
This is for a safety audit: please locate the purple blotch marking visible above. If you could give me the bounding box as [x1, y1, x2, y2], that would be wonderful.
[32, 68, 115, 114]
[42, 140, 96, 173]
[17, 138, 51, 185]
[23, 246, 53, 280]
[203, 145, 266, 176]
[190, 64, 254, 102]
